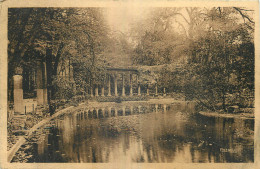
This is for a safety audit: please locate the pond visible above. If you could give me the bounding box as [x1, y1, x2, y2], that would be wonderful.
[26, 101, 254, 163]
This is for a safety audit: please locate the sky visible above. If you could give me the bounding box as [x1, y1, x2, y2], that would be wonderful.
[104, 7, 150, 34]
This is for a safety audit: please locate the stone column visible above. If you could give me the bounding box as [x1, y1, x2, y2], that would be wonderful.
[13, 75, 24, 114]
[130, 74, 133, 96]
[137, 75, 141, 96]
[155, 83, 158, 96]
[107, 75, 111, 96]
[101, 86, 105, 97]
[163, 87, 166, 96]
[90, 87, 94, 97]
[114, 74, 118, 96]
[95, 85, 99, 96]
[146, 84, 149, 96]
[138, 83, 141, 96]
[122, 74, 125, 96]
[36, 61, 44, 105]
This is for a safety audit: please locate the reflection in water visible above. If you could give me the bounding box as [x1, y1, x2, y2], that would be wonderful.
[29, 102, 254, 163]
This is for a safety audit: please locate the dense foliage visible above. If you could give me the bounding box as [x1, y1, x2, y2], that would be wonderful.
[131, 7, 255, 111]
[8, 8, 111, 101]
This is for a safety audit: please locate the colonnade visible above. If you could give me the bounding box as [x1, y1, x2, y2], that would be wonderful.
[91, 72, 142, 97]
[90, 70, 166, 97]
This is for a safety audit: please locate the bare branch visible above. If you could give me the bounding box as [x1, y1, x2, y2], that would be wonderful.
[234, 7, 255, 24]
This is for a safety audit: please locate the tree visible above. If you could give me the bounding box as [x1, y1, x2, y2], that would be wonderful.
[185, 7, 254, 111]
[8, 8, 110, 102]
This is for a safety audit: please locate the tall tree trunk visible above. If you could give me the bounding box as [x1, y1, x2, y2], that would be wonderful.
[45, 47, 53, 103]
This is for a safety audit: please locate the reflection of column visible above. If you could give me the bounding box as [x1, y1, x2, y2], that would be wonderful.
[155, 104, 158, 113]
[85, 109, 89, 118]
[102, 108, 105, 117]
[130, 106, 133, 114]
[90, 108, 94, 117]
[122, 106, 126, 116]
[130, 74, 133, 96]
[13, 75, 24, 113]
[115, 108, 118, 116]
[81, 111, 84, 120]
[95, 86, 99, 96]
[96, 109, 99, 118]
[122, 74, 125, 96]
[163, 104, 167, 113]
[138, 106, 141, 113]
[108, 75, 111, 96]
[108, 107, 111, 117]
[114, 74, 118, 96]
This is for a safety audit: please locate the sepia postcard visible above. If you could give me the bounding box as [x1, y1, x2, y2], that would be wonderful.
[0, 0, 259, 169]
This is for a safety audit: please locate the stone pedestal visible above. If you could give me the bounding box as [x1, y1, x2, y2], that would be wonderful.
[37, 89, 44, 105]
[13, 75, 24, 114]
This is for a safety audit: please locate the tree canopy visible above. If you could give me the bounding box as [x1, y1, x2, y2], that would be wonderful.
[8, 7, 255, 112]
[130, 7, 255, 111]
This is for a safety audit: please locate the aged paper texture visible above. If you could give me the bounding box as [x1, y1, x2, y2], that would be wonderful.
[0, 0, 259, 169]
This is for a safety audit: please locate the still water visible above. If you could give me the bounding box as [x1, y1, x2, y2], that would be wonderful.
[28, 102, 254, 163]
